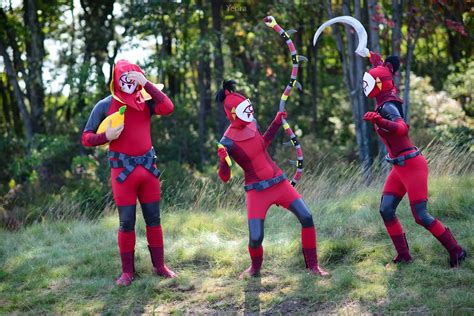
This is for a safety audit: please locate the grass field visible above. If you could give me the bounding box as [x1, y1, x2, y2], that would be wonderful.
[1, 170, 473, 314]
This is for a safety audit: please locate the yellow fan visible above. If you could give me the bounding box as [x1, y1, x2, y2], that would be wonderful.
[141, 83, 164, 101]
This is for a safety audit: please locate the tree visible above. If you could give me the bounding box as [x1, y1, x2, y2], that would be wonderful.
[197, 0, 212, 165]
[324, 0, 373, 177]
[211, 0, 226, 135]
[24, 0, 46, 133]
[368, 0, 388, 162]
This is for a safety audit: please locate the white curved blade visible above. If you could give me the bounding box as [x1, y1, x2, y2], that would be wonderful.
[313, 16, 370, 57]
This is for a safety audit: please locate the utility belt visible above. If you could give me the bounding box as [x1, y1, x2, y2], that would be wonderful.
[244, 174, 287, 192]
[385, 147, 420, 166]
[108, 147, 161, 183]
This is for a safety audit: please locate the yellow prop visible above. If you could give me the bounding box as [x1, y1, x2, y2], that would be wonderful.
[217, 142, 232, 167]
[96, 105, 126, 134]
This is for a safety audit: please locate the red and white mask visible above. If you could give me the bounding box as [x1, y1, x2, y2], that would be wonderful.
[235, 98, 254, 122]
[119, 73, 138, 94]
[362, 66, 394, 99]
[223, 90, 255, 127]
[363, 72, 376, 97]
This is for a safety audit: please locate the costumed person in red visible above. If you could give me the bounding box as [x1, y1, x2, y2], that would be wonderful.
[82, 59, 177, 286]
[362, 52, 467, 267]
[216, 80, 328, 278]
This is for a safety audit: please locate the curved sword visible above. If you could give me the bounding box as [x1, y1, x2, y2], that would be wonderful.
[313, 16, 370, 58]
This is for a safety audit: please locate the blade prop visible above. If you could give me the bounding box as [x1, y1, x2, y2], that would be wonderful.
[313, 16, 370, 58]
[264, 15, 306, 186]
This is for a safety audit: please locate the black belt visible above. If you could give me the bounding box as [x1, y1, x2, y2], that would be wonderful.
[385, 148, 421, 166]
[108, 148, 160, 183]
[244, 174, 287, 192]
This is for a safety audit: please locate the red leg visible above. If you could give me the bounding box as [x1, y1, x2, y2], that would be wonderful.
[381, 169, 411, 263]
[116, 230, 136, 286]
[146, 225, 176, 278]
[400, 156, 466, 267]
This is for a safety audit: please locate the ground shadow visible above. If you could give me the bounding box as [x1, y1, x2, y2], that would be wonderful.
[244, 275, 262, 315]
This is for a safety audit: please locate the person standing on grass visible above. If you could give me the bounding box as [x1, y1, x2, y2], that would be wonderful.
[82, 59, 176, 286]
[362, 52, 467, 267]
[215, 80, 329, 278]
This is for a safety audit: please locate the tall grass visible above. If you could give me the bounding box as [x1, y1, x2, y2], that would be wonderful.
[172, 140, 473, 211]
[3, 141, 471, 228]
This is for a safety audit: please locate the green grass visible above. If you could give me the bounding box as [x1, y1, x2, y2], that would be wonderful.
[1, 174, 473, 314]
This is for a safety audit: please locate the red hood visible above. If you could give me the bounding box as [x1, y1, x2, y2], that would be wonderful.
[223, 90, 252, 128]
[110, 59, 146, 111]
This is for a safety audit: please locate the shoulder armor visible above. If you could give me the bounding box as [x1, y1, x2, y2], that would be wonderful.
[84, 96, 112, 132]
[378, 102, 402, 121]
[219, 136, 233, 155]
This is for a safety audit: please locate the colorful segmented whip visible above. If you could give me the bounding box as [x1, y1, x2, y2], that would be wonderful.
[263, 16, 307, 186]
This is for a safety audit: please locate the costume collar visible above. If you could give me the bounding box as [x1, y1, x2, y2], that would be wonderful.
[223, 121, 257, 141]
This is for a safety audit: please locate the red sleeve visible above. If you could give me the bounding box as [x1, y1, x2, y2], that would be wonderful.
[263, 118, 282, 147]
[376, 118, 408, 135]
[144, 81, 174, 116]
[81, 131, 108, 147]
[218, 161, 231, 182]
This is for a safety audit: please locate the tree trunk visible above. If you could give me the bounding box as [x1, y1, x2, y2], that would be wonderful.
[197, 0, 212, 166]
[403, 1, 421, 124]
[368, 0, 381, 54]
[0, 8, 28, 85]
[353, 0, 373, 177]
[78, 0, 114, 111]
[0, 38, 34, 140]
[330, 0, 372, 178]
[0, 77, 12, 129]
[211, 0, 227, 135]
[368, 0, 388, 163]
[23, 0, 45, 133]
[308, 0, 322, 133]
[391, 0, 403, 88]
[403, 32, 418, 124]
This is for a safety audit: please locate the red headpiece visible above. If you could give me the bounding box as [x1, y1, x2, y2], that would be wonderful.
[217, 80, 255, 128]
[363, 53, 403, 107]
[110, 59, 146, 111]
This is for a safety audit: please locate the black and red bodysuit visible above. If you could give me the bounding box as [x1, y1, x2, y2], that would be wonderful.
[82, 60, 176, 285]
[363, 53, 466, 267]
[216, 80, 328, 277]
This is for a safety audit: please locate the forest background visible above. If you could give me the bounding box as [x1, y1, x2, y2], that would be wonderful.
[0, 0, 471, 227]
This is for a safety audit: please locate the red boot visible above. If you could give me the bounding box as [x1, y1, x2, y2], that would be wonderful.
[384, 219, 412, 263]
[240, 246, 263, 279]
[116, 251, 135, 286]
[148, 246, 177, 278]
[390, 233, 413, 263]
[302, 248, 329, 276]
[434, 227, 467, 268]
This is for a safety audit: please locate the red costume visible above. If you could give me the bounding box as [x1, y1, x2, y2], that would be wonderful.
[363, 53, 466, 267]
[82, 60, 176, 285]
[216, 80, 327, 277]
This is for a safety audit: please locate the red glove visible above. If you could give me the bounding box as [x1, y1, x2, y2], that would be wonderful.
[275, 111, 287, 124]
[369, 51, 383, 66]
[217, 147, 229, 162]
[363, 111, 382, 123]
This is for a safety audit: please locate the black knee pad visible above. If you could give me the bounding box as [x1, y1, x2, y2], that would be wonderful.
[379, 195, 402, 221]
[118, 205, 136, 231]
[141, 201, 161, 226]
[411, 201, 434, 227]
[288, 198, 314, 228]
[248, 219, 264, 248]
